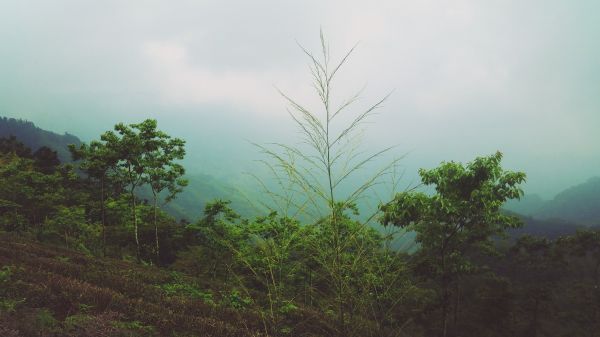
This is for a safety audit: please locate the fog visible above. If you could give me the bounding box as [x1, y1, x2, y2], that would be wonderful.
[1, 0, 599, 199]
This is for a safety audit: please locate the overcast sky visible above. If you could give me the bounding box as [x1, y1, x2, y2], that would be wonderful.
[1, 0, 599, 198]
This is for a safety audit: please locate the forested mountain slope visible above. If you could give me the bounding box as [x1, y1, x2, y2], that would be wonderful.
[0, 117, 81, 163]
[534, 177, 600, 225]
[504, 177, 600, 226]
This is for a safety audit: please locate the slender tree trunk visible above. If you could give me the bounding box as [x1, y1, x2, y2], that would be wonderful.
[531, 297, 539, 337]
[442, 285, 448, 337]
[454, 278, 460, 332]
[439, 238, 454, 337]
[153, 193, 160, 264]
[101, 175, 106, 257]
[309, 268, 313, 306]
[131, 189, 140, 262]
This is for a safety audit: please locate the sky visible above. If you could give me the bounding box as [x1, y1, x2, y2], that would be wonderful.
[0, 0, 599, 199]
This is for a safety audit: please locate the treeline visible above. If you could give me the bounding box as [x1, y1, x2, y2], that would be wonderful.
[1, 126, 599, 336]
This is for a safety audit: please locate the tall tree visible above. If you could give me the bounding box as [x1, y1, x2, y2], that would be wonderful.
[106, 122, 147, 261]
[380, 152, 525, 337]
[142, 126, 187, 263]
[101, 119, 186, 262]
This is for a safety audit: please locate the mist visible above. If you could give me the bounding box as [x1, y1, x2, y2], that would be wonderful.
[1, 0, 599, 199]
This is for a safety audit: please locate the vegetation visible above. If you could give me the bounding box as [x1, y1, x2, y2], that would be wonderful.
[1, 35, 598, 337]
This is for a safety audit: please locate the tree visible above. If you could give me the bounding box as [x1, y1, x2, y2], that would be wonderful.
[141, 127, 187, 263]
[0, 135, 33, 158]
[44, 206, 96, 250]
[69, 140, 120, 256]
[380, 152, 525, 337]
[100, 119, 187, 262]
[185, 199, 240, 279]
[507, 235, 566, 337]
[32, 146, 60, 174]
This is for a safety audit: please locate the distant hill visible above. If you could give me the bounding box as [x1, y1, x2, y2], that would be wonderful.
[504, 177, 600, 227]
[157, 173, 260, 222]
[534, 177, 600, 226]
[0, 116, 81, 163]
[507, 214, 588, 240]
[504, 194, 545, 217]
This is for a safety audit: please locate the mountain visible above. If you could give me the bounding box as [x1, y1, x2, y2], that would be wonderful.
[504, 177, 600, 227]
[507, 214, 588, 240]
[0, 116, 81, 163]
[157, 173, 259, 222]
[534, 177, 600, 226]
[503, 194, 545, 217]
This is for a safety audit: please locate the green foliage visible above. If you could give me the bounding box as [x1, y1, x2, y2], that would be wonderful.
[111, 320, 157, 335]
[0, 298, 24, 314]
[44, 206, 99, 251]
[0, 117, 81, 162]
[0, 265, 25, 314]
[64, 313, 93, 331]
[158, 280, 215, 305]
[223, 289, 253, 309]
[0, 265, 13, 284]
[381, 152, 526, 336]
[35, 308, 59, 330]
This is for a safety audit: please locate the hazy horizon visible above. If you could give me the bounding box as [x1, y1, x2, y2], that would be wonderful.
[1, 0, 599, 199]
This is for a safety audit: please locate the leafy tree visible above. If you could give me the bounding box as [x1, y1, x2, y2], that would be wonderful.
[185, 199, 240, 279]
[98, 119, 185, 262]
[44, 206, 98, 251]
[69, 140, 120, 256]
[0, 135, 33, 158]
[141, 127, 187, 263]
[108, 122, 146, 261]
[0, 155, 60, 230]
[32, 146, 60, 174]
[234, 212, 307, 332]
[380, 152, 525, 337]
[507, 235, 566, 337]
[555, 230, 600, 335]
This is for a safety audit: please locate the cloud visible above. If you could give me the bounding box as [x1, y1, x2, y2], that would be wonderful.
[0, 0, 598, 197]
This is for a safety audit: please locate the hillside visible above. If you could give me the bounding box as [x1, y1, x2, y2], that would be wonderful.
[159, 174, 259, 222]
[504, 177, 600, 226]
[507, 215, 589, 240]
[0, 117, 81, 163]
[503, 194, 545, 217]
[534, 177, 600, 225]
[0, 233, 330, 337]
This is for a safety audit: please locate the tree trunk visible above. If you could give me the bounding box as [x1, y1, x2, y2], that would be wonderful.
[441, 253, 449, 337]
[442, 287, 448, 337]
[101, 175, 106, 257]
[531, 297, 539, 337]
[454, 278, 460, 332]
[131, 190, 140, 262]
[153, 193, 160, 264]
